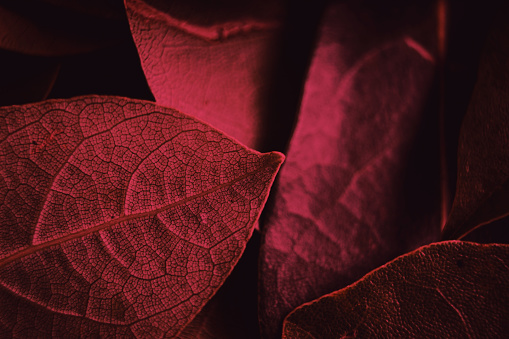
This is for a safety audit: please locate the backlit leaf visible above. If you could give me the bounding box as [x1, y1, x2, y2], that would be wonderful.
[0, 95, 283, 337]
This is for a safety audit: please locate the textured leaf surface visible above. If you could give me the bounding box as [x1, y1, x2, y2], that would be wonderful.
[282, 241, 509, 338]
[442, 7, 509, 240]
[125, 0, 283, 149]
[0, 96, 283, 337]
[259, 2, 441, 337]
[177, 234, 260, 339]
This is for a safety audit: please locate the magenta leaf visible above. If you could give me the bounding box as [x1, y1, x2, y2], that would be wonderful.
[125, 0, 284, 149]
[0, 96, 283, 337]
[177, 233, 261, 339]
[282, 241, 509, 338]
[442, 7, 509, 240]
[259, 2, 442, 337]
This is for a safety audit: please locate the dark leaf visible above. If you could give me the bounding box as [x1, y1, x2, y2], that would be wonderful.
[442, 5, 509, 240]
[283, 241, 509, 338]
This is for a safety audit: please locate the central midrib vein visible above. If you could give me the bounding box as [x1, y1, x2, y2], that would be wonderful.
[0, 166, 265, 269]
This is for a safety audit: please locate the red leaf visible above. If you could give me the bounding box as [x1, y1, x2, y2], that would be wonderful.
[177, 234, 261, 339]
[442, 7, 509, 240]
[259, 2, 441, 337]
[125, 0, 283, 149]
[0, 96, 283, 337]
[282, 241, 509, 338]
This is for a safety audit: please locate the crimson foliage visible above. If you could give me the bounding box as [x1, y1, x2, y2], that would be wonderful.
[0, 0, 508, 338]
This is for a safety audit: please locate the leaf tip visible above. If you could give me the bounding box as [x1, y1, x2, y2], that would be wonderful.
[263, 151, 285, 173]
[268, 151, 285, 164]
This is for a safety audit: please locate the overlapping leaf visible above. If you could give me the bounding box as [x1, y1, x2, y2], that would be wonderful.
[443, 6, 509, 240]
[283, 241, 509, 338]
[0, 96, 283, 337]
[259, 2, 441, 337]
[125, 0, 284, 149]
[177, 234, 261, 339]
[1, 1, 509, 338]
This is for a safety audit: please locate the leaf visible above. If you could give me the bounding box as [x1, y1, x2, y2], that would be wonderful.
[177, 234, 261, 339]
[282, 241, 509, 338]
[442, 6, 509, 240]
[125, 0, 284, 149]
[0, 96, 283, 337]
[439, 0, 504, 222]
[0, 1, 125, 56]
[259, 2, 441, 337]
